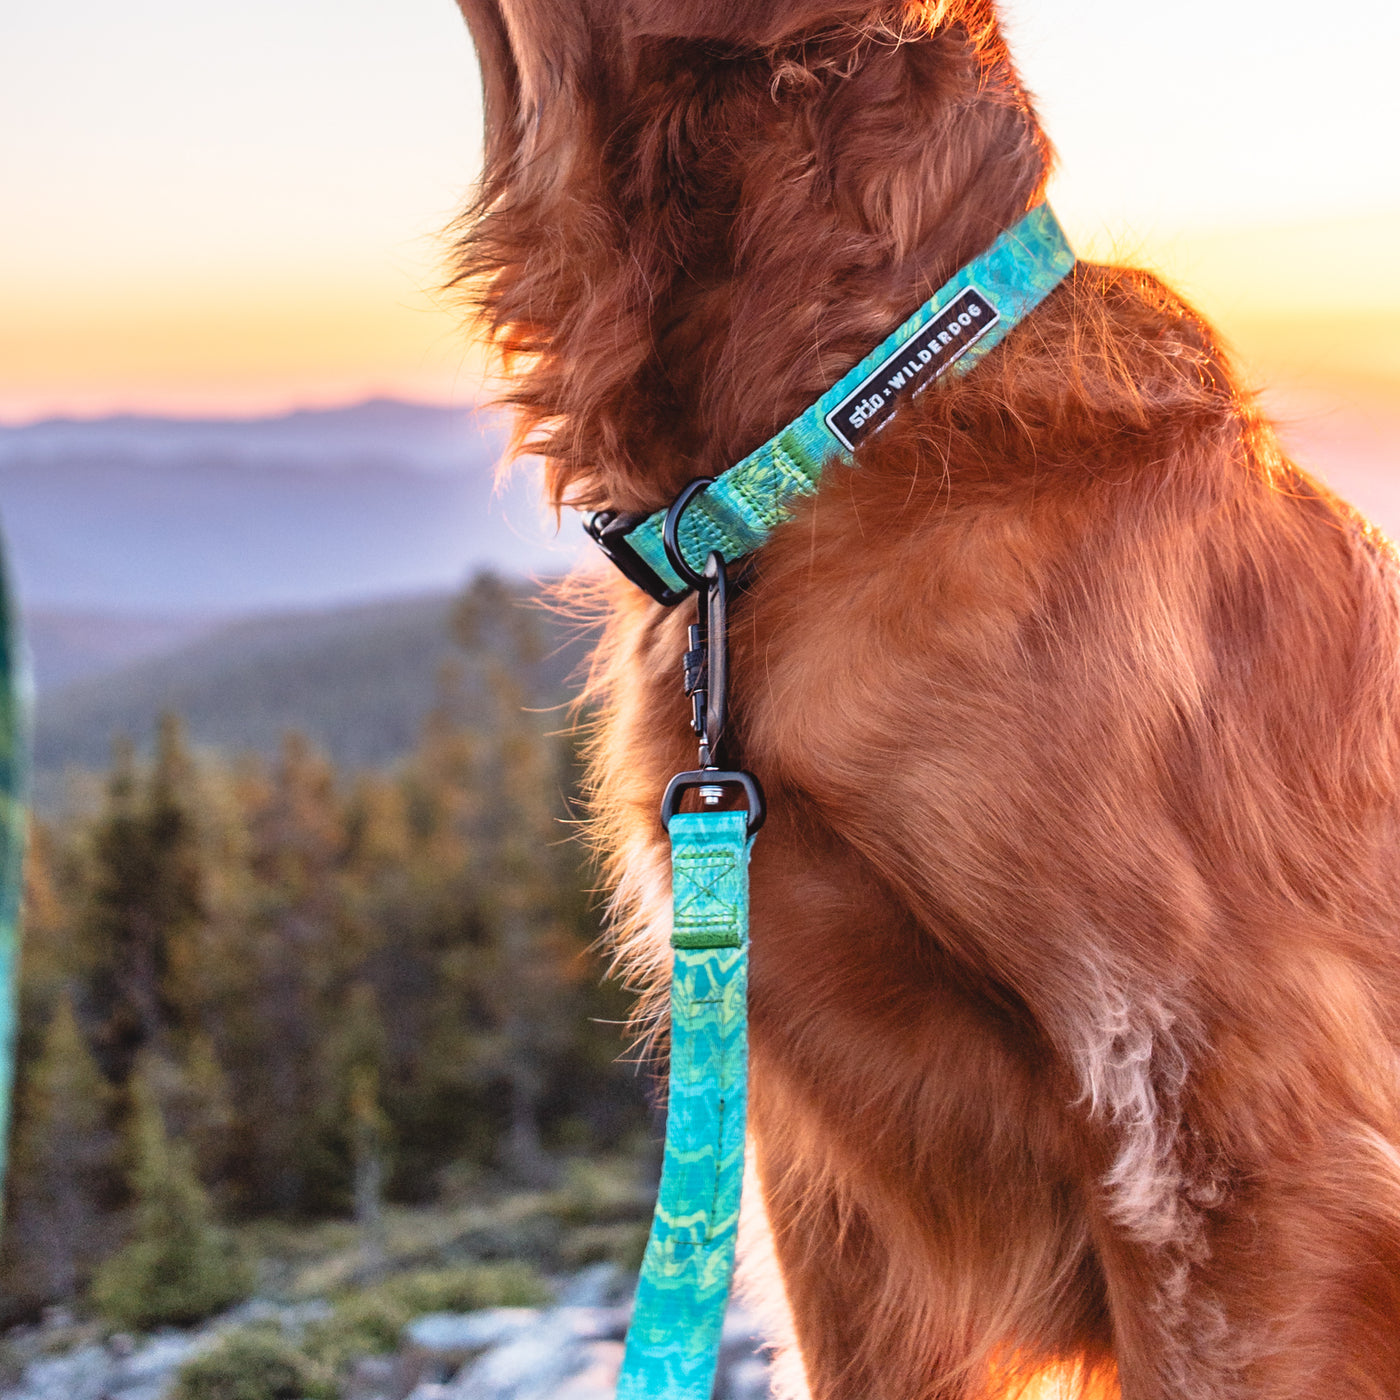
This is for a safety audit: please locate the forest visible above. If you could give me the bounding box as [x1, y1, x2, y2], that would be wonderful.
[0, 573, 652, 1324]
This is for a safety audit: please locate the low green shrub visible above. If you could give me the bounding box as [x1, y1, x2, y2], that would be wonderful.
[547, 1158, 651, 1228]
[559, 1220, 650, 1271]
[375, 1261, 549, 1314]
[92, 1234, 250, 1333]
[91, 1072, 253, 1331]
[172, 1328, 336, 1400]
[302, 1296, 402, 1373]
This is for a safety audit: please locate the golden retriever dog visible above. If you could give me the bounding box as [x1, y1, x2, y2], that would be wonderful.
[450, 1, 1400, 1394]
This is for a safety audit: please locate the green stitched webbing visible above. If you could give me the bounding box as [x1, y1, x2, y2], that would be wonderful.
[623, 202, 1076, 594]
[617, 809, 753, 1399]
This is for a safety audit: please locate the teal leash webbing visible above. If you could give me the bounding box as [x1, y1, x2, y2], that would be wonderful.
[617, 809, 753, 1399]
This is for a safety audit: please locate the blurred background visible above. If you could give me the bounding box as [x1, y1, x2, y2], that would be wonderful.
[0, 0, 1396, 1395]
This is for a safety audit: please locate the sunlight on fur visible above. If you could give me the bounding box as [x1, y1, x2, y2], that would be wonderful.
[1006, 1361, 1120, 1400]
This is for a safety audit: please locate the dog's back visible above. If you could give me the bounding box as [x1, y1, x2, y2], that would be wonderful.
[454, 3, 1400, 1394]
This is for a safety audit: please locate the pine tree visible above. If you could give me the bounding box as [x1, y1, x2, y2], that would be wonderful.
[81, 718, 206, 1084]
[2, 991, 115, 1307]
[241, 733, 346, 1214]
[0, 581, 655, 1244]
[91, 1062, 250, 1330]
[16, 823, 73, 1011]
[405, 663, 477, 867]
[339, 983, 389, 1278]
[456, 574, 575, 1185]
[141, 1037, 237, 1208]
[146, 714, 208, 1035]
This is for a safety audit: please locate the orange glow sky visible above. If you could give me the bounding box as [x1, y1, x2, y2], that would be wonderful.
[2, 0, 1397, 423]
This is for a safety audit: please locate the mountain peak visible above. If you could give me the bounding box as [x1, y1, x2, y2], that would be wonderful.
[0, 398, 578, 615]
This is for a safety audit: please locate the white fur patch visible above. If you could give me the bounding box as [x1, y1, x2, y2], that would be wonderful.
[735, 1151, 812, 1400]
[1073, 972, 1250, 1396]
[1077, 983, 1190, 1250]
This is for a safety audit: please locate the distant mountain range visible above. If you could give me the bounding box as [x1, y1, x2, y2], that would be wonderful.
[0, 398, 585, 618]
[12, 393, 1395, 811]
[25, 608, 233, 693]
[32, 586, 594, 811]
[0, 398, 602, 804]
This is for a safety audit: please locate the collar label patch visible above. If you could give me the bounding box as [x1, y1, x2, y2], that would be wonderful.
[824, 285, 999, 450]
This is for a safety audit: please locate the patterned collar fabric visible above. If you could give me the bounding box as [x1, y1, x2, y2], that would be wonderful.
[590, 203, 1076, 603]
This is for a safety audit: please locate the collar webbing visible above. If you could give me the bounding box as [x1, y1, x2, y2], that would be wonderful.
[587, 202, 1075, 603]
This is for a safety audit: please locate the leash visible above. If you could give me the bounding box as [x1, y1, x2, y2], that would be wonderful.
[610, 204, 1076, 1398]
[618, 549, 764, 1400]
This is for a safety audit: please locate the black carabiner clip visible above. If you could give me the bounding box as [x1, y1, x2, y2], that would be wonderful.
[701, 553, 727, 763]
[680, 550, 729, 768]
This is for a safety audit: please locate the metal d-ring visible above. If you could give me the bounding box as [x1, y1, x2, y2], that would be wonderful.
[661, 768, 766, 836]
[662, 477, 714, 591]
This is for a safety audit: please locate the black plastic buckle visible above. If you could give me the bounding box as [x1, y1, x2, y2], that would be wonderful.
[661, 769, 766, 836]
[584, 510, 689, 607]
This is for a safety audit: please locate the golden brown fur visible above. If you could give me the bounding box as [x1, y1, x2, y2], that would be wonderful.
[450, 2, 1400, 1394]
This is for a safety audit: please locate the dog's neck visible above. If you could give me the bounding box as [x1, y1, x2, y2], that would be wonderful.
[457, 8, 1050, 515]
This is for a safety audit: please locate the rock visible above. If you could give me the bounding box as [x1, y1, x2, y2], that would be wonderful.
[0, 1330, 206, 1400]
[108, 1331, 200, 1390]
[449, 1312, 594, 1400]
[400, 1307, 544, 1391]
[216, 1297, 334, 1332]
[343, 1353, 398, 1400]
[98, 1327, 201, 1394]
[555, 1262, 629, 1308]
[549, 1307, 630, 1343]
[0, 1268, 779, 1400]
[549, 1340, 623, 1400]
[399, 1299, 633, 1400]
[105, 1381, 170, 1400]
[9, 1342, 110, 1400]
[404, 1309, 541, 1359]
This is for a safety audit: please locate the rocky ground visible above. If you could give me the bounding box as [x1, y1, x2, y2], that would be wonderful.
[0, 1265, 774, 1400]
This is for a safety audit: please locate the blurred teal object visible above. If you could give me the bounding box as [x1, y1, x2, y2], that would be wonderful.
[0, 539, 29, 1211]
[617, 809, 753, 1400]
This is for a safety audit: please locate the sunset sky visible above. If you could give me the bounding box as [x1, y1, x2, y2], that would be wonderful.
[3, 0, 1398, 422]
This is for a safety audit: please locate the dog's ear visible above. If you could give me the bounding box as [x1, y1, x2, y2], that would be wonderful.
[618, 0, 935, 47]
[455, 0, 519, 176]
[455, 0, 601, 179]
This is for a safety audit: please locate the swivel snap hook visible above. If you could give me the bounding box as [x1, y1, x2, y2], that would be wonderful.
[681, 551, 728, 771]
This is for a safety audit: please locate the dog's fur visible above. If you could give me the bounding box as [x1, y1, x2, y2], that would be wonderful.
[450, 2, 1400, 1395]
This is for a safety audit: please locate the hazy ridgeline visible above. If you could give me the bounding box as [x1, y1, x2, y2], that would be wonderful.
[0, 574, 651, 1323]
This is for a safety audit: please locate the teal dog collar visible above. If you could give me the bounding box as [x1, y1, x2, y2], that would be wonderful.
[587, 202, 1076, 602]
